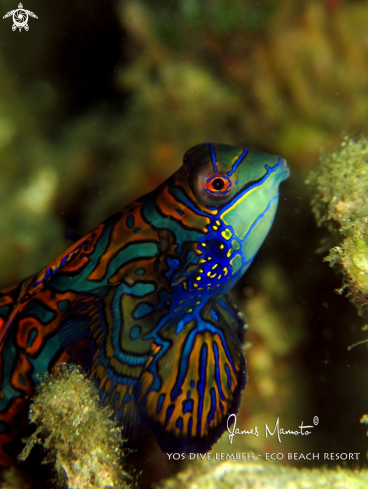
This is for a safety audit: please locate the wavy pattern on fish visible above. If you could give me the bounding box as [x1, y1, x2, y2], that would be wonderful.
[0, 143, 289, 464]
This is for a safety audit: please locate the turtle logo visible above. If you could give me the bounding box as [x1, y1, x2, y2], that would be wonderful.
[3, 3, 38, 31]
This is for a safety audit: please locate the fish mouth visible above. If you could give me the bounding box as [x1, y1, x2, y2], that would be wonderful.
[281, 158, 290, 180]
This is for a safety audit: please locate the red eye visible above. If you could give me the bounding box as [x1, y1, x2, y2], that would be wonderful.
[204, 174, 232, 196]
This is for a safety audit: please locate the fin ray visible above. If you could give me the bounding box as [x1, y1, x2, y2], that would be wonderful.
[59, 286, 148, 440]
[137, 303, 246, 453]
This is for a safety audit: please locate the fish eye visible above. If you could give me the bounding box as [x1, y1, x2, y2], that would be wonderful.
[204, 174, 232, 196]
[212, 178, 225, 190]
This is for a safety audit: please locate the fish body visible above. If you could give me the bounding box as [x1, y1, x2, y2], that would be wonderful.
[0, 143, 289, 464]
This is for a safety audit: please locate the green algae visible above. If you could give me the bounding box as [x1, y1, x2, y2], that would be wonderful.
[307, 136, 368, 314]
[19, 365, 129, 489]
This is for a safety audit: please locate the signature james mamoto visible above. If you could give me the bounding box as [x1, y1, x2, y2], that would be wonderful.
[227, 414, 319, 444]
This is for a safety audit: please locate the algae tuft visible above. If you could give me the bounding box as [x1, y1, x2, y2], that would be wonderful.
[19, 364, 129, 489]
[307, 135, 368, 315]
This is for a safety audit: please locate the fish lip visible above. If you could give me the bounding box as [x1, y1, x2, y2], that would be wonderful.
[281, 158, 290, 179]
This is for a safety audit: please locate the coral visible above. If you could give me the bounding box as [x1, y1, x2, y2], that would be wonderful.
[156, 460, 368, 489]
[19, 365, 129, 489]
[307, 136, 368, 314]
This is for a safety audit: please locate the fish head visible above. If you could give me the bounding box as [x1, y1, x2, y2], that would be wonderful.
[183, 142, 290, 281]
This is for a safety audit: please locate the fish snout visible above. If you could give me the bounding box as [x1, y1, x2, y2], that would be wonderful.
[281, 158, 290, 180]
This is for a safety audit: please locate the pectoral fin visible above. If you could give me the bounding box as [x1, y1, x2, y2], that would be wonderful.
[59, 286, 149, 440]
[137, 308, 246, 453]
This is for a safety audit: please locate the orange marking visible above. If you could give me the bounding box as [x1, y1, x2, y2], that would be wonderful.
[155, 183, 211, 233]
[88, 202, 157, 282]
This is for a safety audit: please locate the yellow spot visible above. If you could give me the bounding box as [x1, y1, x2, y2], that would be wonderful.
[221, 229, 232, 240]
[217, 284, 221, 287]
[199, 258, 206, 264]
[210, 273, 217, 279]
[199, 269, 204, 273]
[212, 264, 218, 270]
[223, 267, 228, 276]
[216, 220, 221, 226]
[188, 309, 193, 313]
[207, 271, 211, 277]
[208, 257, 212, 260]
[220, 244, 224, 249]
[213, 226, 218, 231]
[218, 275, 222, 279]
[202, 243, 206, 247]
[196, 301, 200, 305]
[196, 276, 201, 281]
[227, 249, 232, 258]
[194, 283, 198, 288]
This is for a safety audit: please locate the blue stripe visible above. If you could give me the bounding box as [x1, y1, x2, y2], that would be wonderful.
[210, 309, 219, 321]
[241, 195, 279, 245]
[183, 399, 194, 414]
[225, 364, 232, 391]
[227, 148, 248, 176]
[209, 143, 218, 172]
[197, 343, 208, 436]
[176, 417, 184, 431]
[207, 388, 216, 423]
[166, 404, 175, 421]
[188, 417, 193, 435]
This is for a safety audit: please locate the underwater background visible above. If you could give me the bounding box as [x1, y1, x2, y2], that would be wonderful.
[1, 0, 368, 487]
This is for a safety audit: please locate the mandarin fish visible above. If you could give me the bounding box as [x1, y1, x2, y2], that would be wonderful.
[0, 143, 289, 464]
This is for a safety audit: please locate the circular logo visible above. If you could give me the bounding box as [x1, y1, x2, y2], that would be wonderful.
[313, 416, 319, 426]
[3, 3, 38, 32]
[13, 9, 28, 29]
